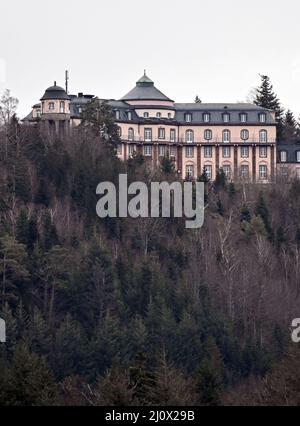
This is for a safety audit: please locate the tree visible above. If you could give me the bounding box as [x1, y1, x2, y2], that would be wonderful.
[0, 235, 29, 304]
[282, 110, 299, 144]
[196, 337, 225, 405]
[253, 75, 284, 140]
[80, 98, 120, 145]
[0, 90, 19, 161]
[2, 343, 57, 406]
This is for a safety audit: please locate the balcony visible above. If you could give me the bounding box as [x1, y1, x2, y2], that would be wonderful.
[120, 135, 276, 144]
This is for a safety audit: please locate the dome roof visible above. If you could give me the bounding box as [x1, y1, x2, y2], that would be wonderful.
[40, 82, 70, 101]
[120, 72, 173, 103]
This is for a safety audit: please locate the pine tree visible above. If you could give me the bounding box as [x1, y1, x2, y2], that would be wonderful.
[282, 110, 299, 144]
[254, 75, 284, 141]
[255, 192, 272, 239]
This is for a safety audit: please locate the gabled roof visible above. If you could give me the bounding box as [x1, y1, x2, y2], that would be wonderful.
[120, 72, 174, 102]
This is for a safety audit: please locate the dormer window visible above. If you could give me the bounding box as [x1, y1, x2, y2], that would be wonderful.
[144, 112, 149, 118]
[296, 151, 300, 163]
[128, 111, 132, 120]
[240, 113, 247, 123]
[203, 113, 210, 123]
[259, 113, 266, 123]
[280, 151, 287, 163]
[223, 113, 230, 123]
[185, 113, 192, 123]
[115, 110, 120, 120]
[48, 102, 55, 111]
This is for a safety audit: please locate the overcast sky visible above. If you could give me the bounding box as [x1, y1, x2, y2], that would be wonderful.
[1, 0, 300, 118]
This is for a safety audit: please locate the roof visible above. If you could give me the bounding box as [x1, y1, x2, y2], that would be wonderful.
[277, 144, 300, 163]
[174, 103, 275, 124]
[40, 82, 71, 101]
[120, 72, 174, 102]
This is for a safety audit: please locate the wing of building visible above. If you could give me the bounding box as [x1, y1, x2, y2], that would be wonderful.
[23, 72, 278, 183]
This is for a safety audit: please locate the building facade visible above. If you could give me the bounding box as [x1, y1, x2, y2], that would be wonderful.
[25, 73, 277, 183]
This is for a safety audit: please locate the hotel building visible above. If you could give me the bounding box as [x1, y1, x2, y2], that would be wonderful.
[24, 73, 277, 182]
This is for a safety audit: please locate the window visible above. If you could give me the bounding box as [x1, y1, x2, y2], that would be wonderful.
[159, 145, 166, 157]
[170, 146, 177, 157]
[241, 165, 249, 179]
[60, 101, 65, 113]
[280, 151, 287, 162]
[128, 111, 132, 120]
[223, 130, 231, 143]
[241, 129, 249, 141]
[48, 102, 55, 111]
[158, 128, 165, 139]
[185, 113, 192, 123]
[222, 165, 231, 178]
[223, 147, 231, 158]
[144, 112, 149, 118]
[168, 113, 172, 119]
[128, 128, 134, 141]
[186, 165, 194, 180]
[259, 113, 266, 123]
[259, 130, 268, 143]
[203, 113, 210, 123]
[204, 146, 212, 158]
[259, 165, 268, 180]
[115, 110, 120, 120]
[204, 165, 212, 180]
[117, 126, 122, 137]
[156, 112, 162, 118]
[240, 113, 247, 123]
[185, 130, 194, 143]
[280, 167, 288, 178]
[117, 144, 122, 155]
[241, 146, 249, 158]
[170, 129, 176, 142]
[259, 146, 267, 158]
[296, 151, 300, 163]
[223, 113, 230, 123]
[204, 129, 212, 141]
[297, 168, 300, 179]
[185, 146, 194, 158]
[144, 145, 152, 156]
[144, 128, 152, 141]
[128, 144, 136, 156]
[78, 106, 82, 114]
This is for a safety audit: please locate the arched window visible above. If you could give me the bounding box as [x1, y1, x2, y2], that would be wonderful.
[241, 129, 249, 141]
[128, 128, 134, 141]
[204, 129, 212, 141]
[223, 129, 231, 143]
[259, 130, 268, 143]
[60, 101, 65, 113]
[117, 126, 122, 137]
[48, 102, 55, 111]
[185, 130, 194, 143]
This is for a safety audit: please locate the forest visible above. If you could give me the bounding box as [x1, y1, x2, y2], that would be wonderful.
[0, 76, 300, 406]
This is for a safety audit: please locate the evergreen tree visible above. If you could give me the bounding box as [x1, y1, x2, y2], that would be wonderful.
[282, 110, 299, 144]
[255, 192, 272, 239]
[253, 75, 284, 141]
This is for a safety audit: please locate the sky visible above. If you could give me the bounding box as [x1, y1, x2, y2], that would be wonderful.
[1, 0, 300, 118]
